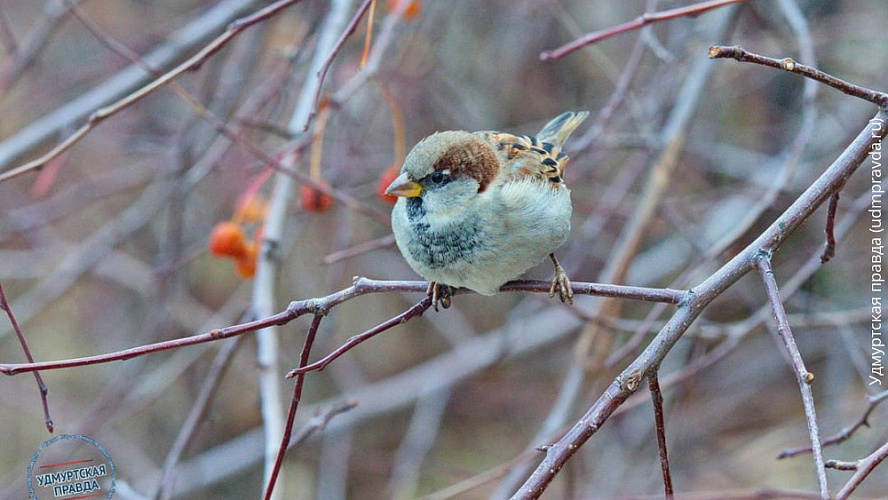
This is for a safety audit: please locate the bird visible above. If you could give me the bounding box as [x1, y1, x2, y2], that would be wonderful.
[385, 111, 589, 310]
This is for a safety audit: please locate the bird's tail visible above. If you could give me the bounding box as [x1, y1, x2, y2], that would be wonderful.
[535, 111, 590, 147]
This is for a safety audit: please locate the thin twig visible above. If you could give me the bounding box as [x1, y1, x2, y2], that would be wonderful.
[263, 314, 323, 500]
[835, 438, 888, 500]
[0, 278, 683, 376]
[708, 45, 888, 108]
[648, 371, 674, 499]
[307, 0, 376, 129]
[0, 281, 52, 432]
[511, 110, 886, 500]
[780, 390, 888, 459]
[825, 460, 858, 471]
[820, 191, 840, 263]
[287, 297, 433, 377]
[540, 0, 756, 61]
[755, 255, 829, 499]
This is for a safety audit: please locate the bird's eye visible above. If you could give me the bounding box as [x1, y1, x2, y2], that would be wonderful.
[430, 171, 446, 184]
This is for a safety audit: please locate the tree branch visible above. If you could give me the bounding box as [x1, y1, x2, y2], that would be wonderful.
[510, 110, 887, 499]
[708, 45, 888, 108]
[0, 278, 686, 377]
[755, 255, 829, 499]
[540, 0, 756, 61]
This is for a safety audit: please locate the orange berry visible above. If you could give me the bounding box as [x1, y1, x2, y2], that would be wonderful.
[387, 0, 421, 19]
[235, 241, 258, 278]
[301, 182, 334, 213]
[209, 221, 247, 258]
[377, 165, 401, 205]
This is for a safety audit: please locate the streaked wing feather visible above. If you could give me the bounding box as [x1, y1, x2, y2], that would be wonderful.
[486, 132, 569, 187]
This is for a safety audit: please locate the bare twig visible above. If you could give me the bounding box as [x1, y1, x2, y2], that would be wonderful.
[708, 45, 888, 108]
[511, 111, 886, 499]
[306, 0, 376, 129]
[820, 191, 840, 263]
[825, 460, 858, 471]
[287, 297, 433, 377]
[0, 278, 682, 376]
[780, 390, 888, 459]
[0, 281, 52, 432]
[263, 314, 323, 500]
[503, 280, 685, 304]
[755, 255, 829, 499]
[835, 438, 888, 500]
[540, 0, 756, 61]
[648, 371, 674, 499]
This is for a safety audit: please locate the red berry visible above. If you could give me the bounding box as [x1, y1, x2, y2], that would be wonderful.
[301, 182, 334, 213]
[377, 165, 401, 205]
[209, 221, 248, 258]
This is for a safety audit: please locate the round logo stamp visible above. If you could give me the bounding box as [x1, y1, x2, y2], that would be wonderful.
[28, 434, 116, 500]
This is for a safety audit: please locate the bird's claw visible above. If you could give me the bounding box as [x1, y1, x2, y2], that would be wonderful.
[548, 254, 574, 305]
[427, 282, 453, 311]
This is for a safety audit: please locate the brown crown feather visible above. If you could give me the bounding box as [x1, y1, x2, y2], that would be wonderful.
[432, 137, 499, 193]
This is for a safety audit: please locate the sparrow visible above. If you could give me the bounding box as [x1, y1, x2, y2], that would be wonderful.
[385, 111, 589, 310]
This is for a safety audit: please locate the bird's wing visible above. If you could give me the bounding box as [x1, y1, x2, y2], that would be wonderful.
[484, 132, 570, 187]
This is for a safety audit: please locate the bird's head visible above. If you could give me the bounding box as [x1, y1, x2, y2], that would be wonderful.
[385, 131, 499, 217]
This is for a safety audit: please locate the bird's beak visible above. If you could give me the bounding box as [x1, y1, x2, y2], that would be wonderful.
[385, 172, 423, 198]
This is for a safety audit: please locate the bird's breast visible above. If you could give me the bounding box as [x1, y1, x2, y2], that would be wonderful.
[404, 198, 482, 270]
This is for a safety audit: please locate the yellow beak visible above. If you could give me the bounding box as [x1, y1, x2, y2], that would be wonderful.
[385, 172, 423, 198]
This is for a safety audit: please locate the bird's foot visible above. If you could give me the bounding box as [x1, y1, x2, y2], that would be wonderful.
[427, 282, 453, 311]
[548, 254, 574, 305]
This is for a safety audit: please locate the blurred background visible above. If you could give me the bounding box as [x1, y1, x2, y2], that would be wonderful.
[1, 0, 887, 498]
